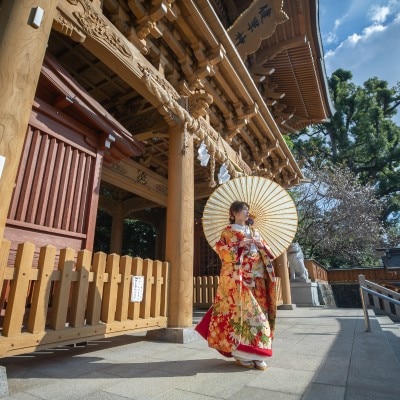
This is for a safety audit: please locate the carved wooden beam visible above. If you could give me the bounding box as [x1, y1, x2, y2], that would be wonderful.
[56, 1, 296, 183]
[102, 158, 168, 207]
[99, 194, 160, 217]
[121, 197, 160, 216]
[139, 65, 252, 177]
[126, 109, 167, 136]
[103, 0, 149, 54]
[55, 0, 174, 106]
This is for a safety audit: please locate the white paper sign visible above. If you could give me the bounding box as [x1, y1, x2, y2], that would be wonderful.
[0, 156, 5, 180]
[130, 275, 144, 302]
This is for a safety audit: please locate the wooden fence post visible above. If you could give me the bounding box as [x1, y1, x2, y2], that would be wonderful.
[101, 253, 120, 324]
[129, 257, 143, 321]
[86, 251, 107, 325]
[140, 259, 154, 319]
[3, 242, 35, 336]
[28, 245, 56, 333]
[0, 239, 11, 312]
[50, 248, 75, 331]
[151, 260, 162, 318]
[70, 249, 91, 328]
[115, 255, 132, 322]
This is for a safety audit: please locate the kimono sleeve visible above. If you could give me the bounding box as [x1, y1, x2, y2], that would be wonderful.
[258, 238, 275, 260]
[215, 228, 241, 264]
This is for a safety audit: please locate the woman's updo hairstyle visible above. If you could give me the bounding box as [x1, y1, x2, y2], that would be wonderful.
[229, 201, 249, 224]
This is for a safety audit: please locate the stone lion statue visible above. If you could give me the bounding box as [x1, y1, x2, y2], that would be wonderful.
[287, 242, 309, 280]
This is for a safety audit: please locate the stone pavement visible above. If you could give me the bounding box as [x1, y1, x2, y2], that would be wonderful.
[0, 307, 399, 400]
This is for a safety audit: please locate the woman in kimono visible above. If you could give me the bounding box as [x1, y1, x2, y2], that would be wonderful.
[207, 200, 276, 370]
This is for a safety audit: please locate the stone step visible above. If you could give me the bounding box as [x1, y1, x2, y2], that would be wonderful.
[376, 314, 400, 366]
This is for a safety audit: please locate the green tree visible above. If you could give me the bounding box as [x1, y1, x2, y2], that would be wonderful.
[93, 209, 112, 253]
[292, 69, 400, 223]
[122, 219, 156, 259]
[93, 211, 156, 259]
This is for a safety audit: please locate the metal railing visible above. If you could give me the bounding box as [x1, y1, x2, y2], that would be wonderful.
[359, 274, 400, 331]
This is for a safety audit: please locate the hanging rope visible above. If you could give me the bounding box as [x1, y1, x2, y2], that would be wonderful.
[218, 132, 229, 162]
[140, 67, 244, 177]
[181, 122, 190, 155]
[209, 147, 216, 187]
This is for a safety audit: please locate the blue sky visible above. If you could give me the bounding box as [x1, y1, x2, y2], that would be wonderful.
[318, 0, 400, 91]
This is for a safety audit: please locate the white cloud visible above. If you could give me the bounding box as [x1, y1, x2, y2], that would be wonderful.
[324, 49, 335, 60]
[363, 24, 387, 36]
[347, 33, 362, 45]
[325, 31, 337, 44]
[329, 23, 386, 51]
[324, 17, 346, 45]
[334, 18, 343, 30]
[369, 5, 390, 23]
[324, 22, 400, 88]
[320, 0, 400, 122]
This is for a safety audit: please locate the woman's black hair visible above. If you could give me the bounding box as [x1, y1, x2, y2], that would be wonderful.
[229, 201, 249, 224]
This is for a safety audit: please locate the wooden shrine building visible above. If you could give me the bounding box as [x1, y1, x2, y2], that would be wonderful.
[0, 0, 333, 345]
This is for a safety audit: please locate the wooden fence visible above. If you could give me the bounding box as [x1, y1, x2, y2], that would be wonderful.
[328, 267, 400, 283]
[305, 259, 400, 284]
[304, 259, 329, 282]
[193, 276, 283, 308]
[193, 275, 219, 308]
[0, 240, 169, 358]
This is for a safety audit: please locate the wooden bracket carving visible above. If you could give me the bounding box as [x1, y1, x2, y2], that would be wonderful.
[188, 92, 214, 119]
[60, 0, 132, 59]
[271, 157, 289, 173]
[135, 0, 176, 40]
[53, 10, 86, 42]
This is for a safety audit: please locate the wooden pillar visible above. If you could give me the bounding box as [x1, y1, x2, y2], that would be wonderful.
[274, 250, 295, 308]
[165, 125, 194, 327]
[110, 206, 124, 254]
[0, 0, 58, 242]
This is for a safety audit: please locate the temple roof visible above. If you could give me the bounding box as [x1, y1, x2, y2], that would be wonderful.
[47, 0, 333, 206]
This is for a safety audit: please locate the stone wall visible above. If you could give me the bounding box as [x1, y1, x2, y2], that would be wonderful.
[317, 282, 337, 308]
[330, 283, 362, 308]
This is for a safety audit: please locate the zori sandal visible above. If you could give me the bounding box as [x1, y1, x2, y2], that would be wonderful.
[235, 359, 255, 369]
[254, 360, 268, 370]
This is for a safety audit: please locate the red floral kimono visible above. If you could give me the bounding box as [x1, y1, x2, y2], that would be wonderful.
[206, 224, 276, 360]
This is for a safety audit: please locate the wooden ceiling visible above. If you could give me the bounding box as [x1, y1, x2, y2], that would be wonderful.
[250, 0, 332, 132]
[46, 0, 332, 214]
[210, 0, 331, 133]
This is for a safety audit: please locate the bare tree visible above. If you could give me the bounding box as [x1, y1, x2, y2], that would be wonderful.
[291, 165, 384, 268]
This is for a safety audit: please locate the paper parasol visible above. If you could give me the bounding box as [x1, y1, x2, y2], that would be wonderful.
[202, 176, 298, 258]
